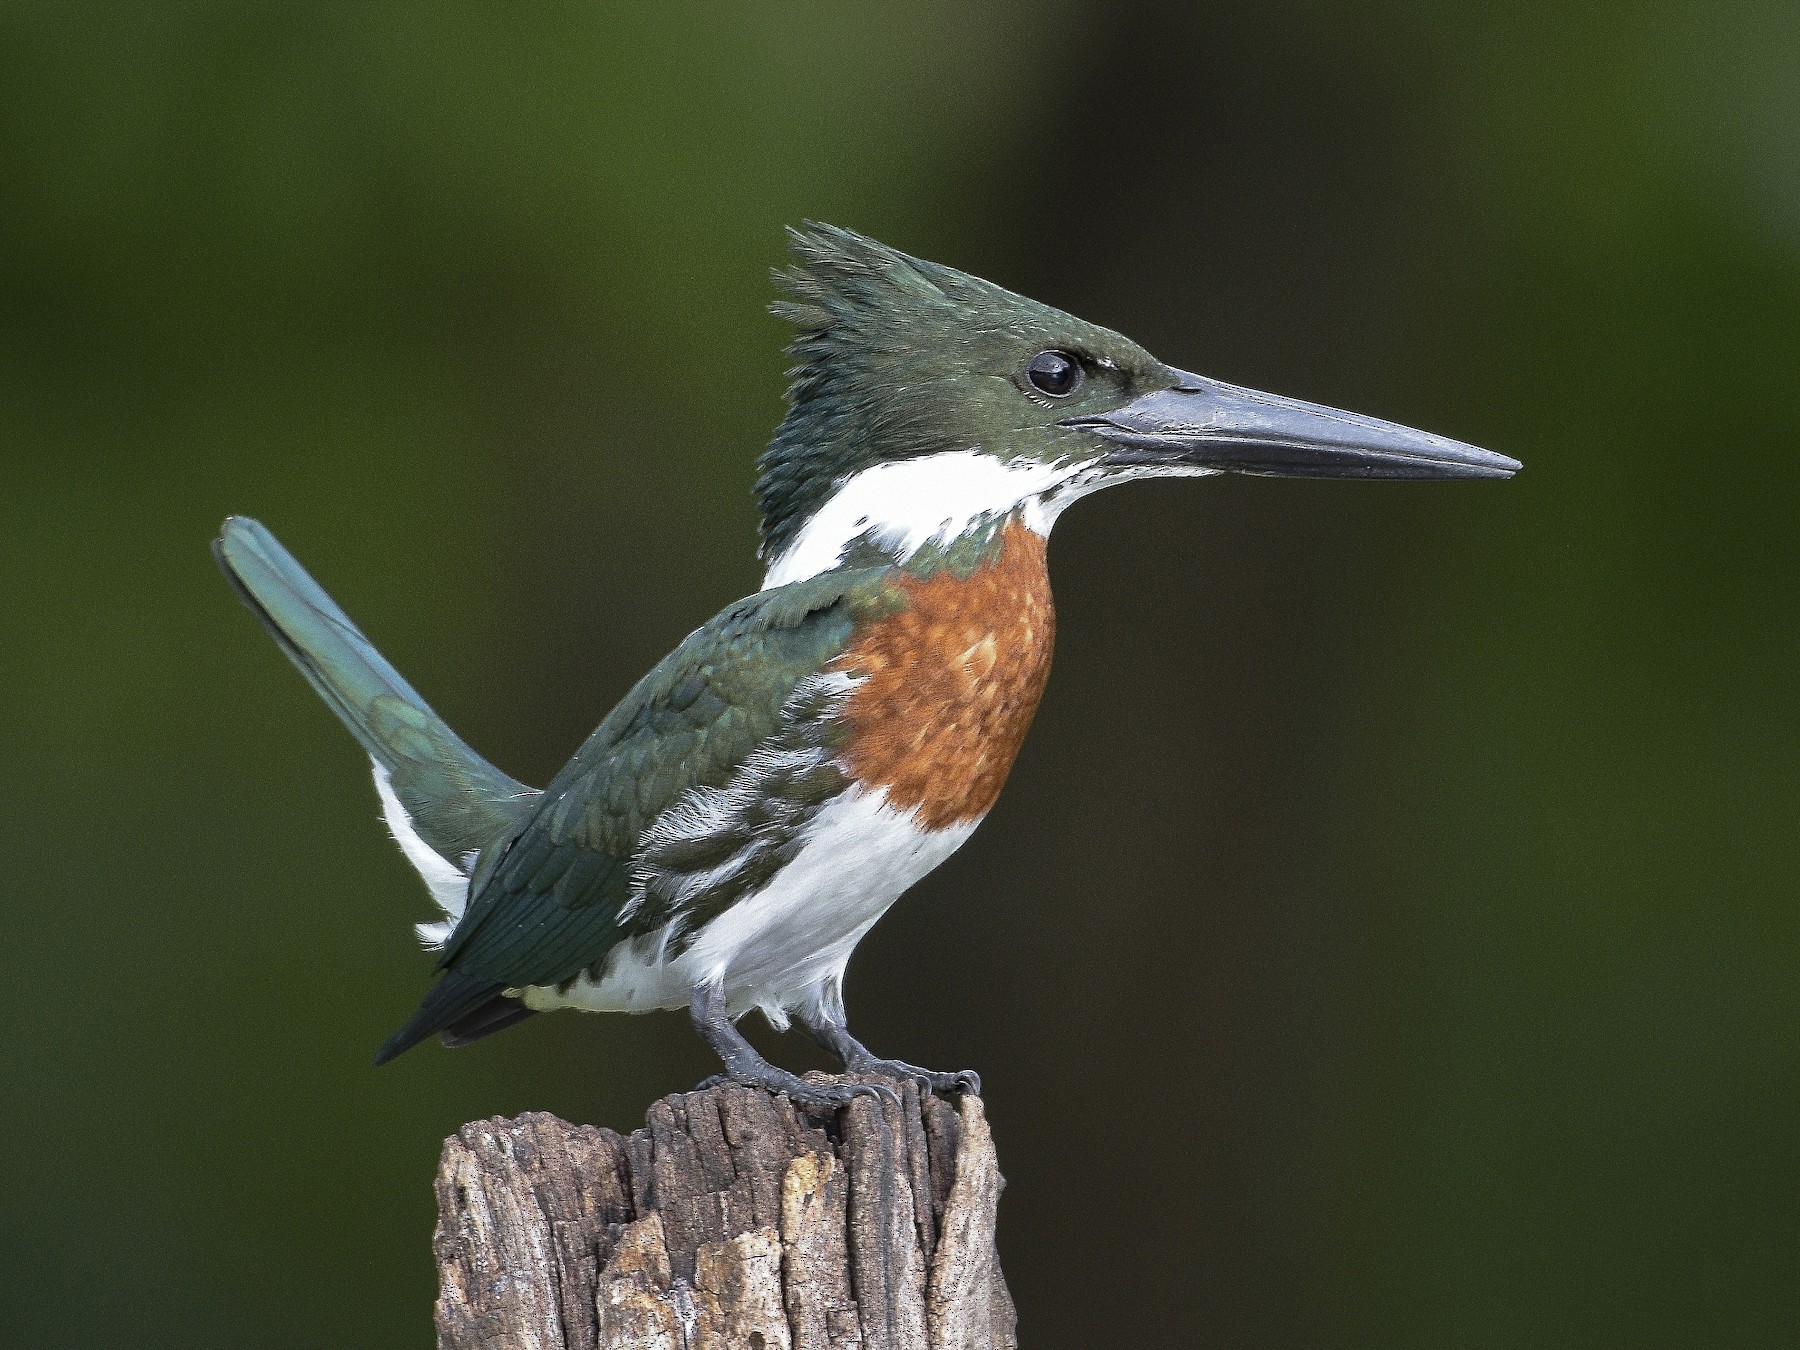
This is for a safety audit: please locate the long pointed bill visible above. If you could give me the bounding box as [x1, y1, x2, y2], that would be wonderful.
[1061, 370, 1520, 480]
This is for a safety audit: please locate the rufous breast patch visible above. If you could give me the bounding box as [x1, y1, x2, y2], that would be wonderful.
[832, 522, 1055, 830]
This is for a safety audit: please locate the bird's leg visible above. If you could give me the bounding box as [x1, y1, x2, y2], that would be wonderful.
[797, 1010, 981, 1097]
[688, 982, 895, 1112]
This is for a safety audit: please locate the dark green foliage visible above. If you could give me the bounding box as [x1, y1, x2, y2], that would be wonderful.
[756, 224, 1178, 560]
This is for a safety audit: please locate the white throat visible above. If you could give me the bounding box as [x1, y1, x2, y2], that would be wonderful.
[761, 450, 1098, 589]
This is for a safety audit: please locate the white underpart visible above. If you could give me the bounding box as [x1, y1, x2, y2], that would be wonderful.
[761, 450, 1098, 588]
[371, 759, 470, 948]
[528, 787, 979, 1027]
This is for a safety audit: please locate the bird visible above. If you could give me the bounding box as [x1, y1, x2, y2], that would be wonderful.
[216, 223, 1519, 1110]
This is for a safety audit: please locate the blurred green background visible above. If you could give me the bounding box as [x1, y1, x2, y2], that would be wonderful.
[4, 2, 1796, 1345]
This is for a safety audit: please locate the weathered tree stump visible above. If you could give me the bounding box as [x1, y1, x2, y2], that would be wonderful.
[433, 1078, 1015, 1349]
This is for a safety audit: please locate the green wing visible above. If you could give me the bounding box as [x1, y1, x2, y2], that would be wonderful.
[431, 566, 898, 993]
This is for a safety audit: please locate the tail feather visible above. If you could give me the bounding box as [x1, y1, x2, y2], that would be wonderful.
[220, 517, 546, 1060]
[214, 516, 536, 861]
[374, 972, 515, 1065]
[438, 994, 540, 1048]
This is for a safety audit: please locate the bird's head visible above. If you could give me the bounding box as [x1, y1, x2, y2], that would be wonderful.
[757, 224, 1517, 587]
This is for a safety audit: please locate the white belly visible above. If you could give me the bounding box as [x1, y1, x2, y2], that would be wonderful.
[526, 787, 979, 1024]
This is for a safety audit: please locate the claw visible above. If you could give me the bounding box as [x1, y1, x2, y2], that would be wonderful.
[688, 1056, 884, 1113]
[796, 1080, 888, 1113]
[829, 1080, 898, 1110]
[846, 1056, 982, 1097]
[712, 1069, 900, 1115]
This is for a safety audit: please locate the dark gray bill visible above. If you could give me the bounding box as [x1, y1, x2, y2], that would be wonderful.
[1061, 370, 1520, 480]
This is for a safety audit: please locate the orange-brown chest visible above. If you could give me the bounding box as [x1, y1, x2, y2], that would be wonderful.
[830, 522, 1055, 831]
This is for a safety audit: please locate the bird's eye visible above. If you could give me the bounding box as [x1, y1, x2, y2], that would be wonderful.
[1026, 350, 1083, 398]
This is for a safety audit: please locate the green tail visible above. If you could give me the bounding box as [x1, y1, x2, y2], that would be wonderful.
[213, 516, 536, 861]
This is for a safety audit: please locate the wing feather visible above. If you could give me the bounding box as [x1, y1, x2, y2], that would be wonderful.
[422, 567, 897, 995]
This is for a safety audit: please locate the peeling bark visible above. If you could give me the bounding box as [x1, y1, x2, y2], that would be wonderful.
[434, 1079, 1015, 1349]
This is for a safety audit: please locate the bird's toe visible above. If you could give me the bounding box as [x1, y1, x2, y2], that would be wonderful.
[790, 1077, 897, 1113]
[851, 1057, 981, 1097]
[706, 1060, 898, 1114]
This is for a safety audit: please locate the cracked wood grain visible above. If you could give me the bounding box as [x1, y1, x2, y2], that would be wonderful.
[433, 1078, 1015, 1349]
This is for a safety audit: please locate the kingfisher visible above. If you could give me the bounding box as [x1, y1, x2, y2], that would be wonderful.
[216, 224, 1518, 1110]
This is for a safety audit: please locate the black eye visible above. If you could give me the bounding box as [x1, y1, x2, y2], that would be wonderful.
[1026, 349, 1083, 398]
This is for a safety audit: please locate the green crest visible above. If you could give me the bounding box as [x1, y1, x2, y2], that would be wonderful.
[756, 223, 1173, 561]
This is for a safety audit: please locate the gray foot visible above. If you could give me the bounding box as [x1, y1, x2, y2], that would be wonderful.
[715, 1064, 896, 1112]
[689, 1066, 895, 1112]
[689, 984, 897, 1113]
[798, 1013, 981, 1097]
[845, 1056, 981, 1097]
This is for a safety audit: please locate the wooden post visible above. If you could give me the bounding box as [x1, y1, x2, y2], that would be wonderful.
[432, 1079, 1016, 1349]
